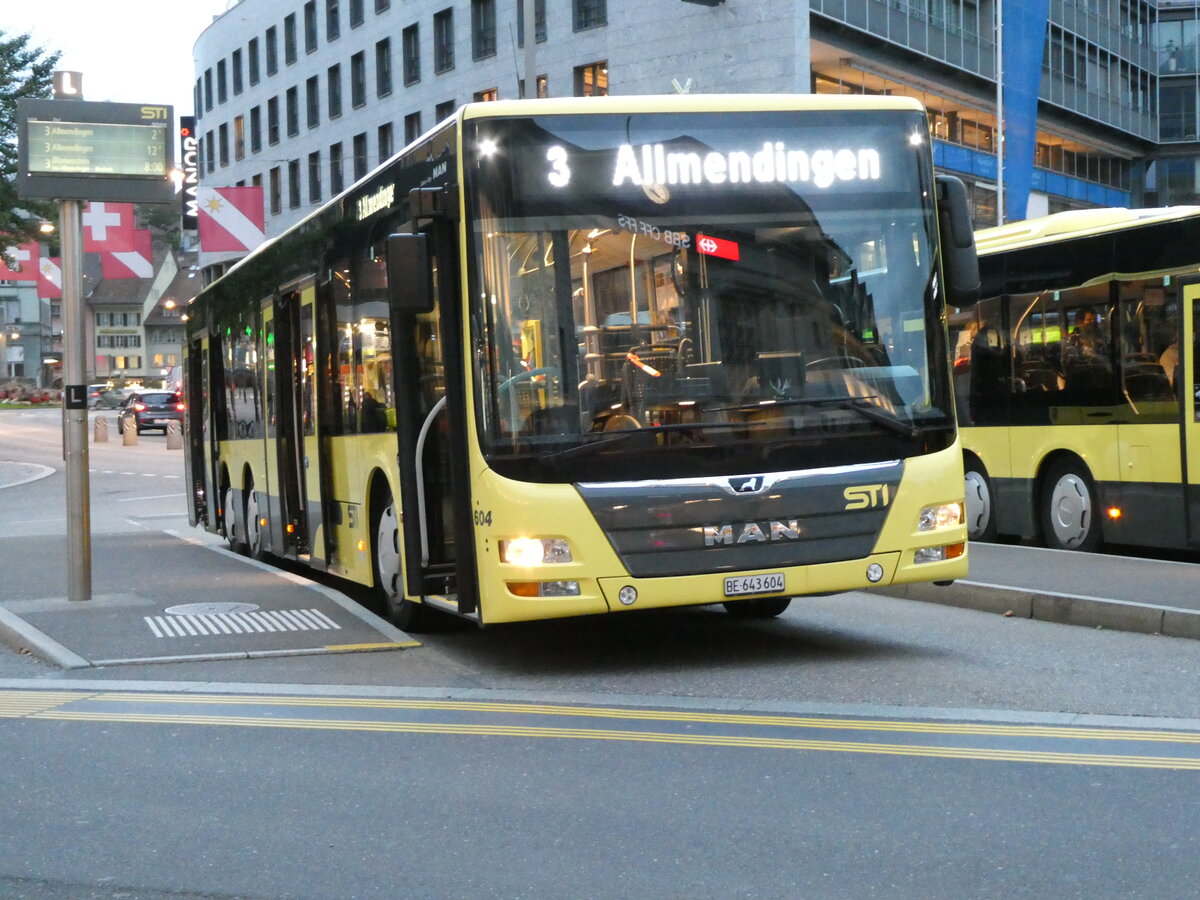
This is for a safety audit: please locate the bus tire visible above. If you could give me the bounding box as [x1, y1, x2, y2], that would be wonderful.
[374, 493, 436, 632]
[222, 485, 247, 555]
[245, 489, 267, 561]
[1039, 459, 1102, 552]
[722, 596, 792, 618]
[963, 459, 997, 542]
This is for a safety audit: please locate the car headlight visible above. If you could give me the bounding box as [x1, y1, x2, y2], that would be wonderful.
[919, 502, 963, 531]
[499, 537, 573, 566]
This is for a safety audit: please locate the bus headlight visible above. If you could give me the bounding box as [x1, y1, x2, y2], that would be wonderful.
[914, 543, 965, 564]
[500, 537, 573, 566]
[919, 502, 964, 531]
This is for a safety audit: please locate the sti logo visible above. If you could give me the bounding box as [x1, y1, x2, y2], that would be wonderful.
[141, 106, 169, 120]
[844, 483, 891, 510]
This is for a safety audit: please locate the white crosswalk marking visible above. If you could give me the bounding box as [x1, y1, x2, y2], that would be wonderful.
[144, 609, 342, 637]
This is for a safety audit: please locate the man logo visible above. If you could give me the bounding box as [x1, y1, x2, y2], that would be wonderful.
[729, 475, 764, 493]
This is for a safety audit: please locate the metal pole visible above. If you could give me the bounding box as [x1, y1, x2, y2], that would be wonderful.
[996, 0, 1005, 225]
[60, 198, 92, 602]
[522, 0, 536, 97]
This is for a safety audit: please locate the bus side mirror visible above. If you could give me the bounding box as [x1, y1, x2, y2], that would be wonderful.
[936, 175, 980, 307]
[386, 233, 434, 313]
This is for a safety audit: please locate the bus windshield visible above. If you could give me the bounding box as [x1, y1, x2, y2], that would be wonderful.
[464, 109, 952, 481]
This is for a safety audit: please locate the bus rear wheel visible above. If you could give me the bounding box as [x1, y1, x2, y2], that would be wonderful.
[374, 494, 436, 632]
[722, 597, 792, 618]
[964, 459, 997, 542]
[245, 490, 267, 560]
[222, 485, 246, 555]
[1040, 460, 1102, 552]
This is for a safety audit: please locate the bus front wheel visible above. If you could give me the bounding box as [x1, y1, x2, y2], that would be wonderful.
[374, 494, 436, 632]
[722, 597, 792, 618]
[1039, 460, 1102, 552]
[964, 460, 997, 542]
[222, 485, 246, 555]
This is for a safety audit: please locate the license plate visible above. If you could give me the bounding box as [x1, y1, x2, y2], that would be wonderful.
[724, 572, 785, 597]
[153, 418, 171, 424]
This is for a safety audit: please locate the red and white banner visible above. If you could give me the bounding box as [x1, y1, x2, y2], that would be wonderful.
[0, 242, 39, 281]
[197, 186, 265, 252]
[82, 201, 136, 252]
[37, 256, 62, 299]
[101, 229, 154, 280]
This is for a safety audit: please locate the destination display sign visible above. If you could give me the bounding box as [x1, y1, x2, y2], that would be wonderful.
[26, 119, 169, 177]
[16, 98, 175, 204]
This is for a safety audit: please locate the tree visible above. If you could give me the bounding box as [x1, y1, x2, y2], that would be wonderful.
[0, 30, 60, 254]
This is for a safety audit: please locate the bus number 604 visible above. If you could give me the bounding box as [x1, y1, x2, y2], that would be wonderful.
[473, 510, 493, 526]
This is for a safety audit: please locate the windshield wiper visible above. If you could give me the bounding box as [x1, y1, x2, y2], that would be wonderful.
[713, 395, 924, 439]
[536, 419, 749, 464]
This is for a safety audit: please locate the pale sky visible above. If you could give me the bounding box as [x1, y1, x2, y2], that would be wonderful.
[6, 0, 232, 121]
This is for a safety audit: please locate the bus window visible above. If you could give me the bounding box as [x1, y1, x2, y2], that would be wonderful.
[1117, 283, 1176, 414]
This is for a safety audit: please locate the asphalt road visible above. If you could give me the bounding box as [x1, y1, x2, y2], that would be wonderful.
[2, 408, 1199, 898]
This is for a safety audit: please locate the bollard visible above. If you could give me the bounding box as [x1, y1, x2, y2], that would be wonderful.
[122, 419, 138, 446]
[93, 416, 109, 443]
[165, 420, 183, 450]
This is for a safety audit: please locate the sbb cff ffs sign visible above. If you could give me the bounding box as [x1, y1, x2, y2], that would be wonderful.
[16, 98, 174, 204]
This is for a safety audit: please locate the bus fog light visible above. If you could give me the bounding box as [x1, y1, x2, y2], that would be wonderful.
[539, 581, 580, 597]
[618, 586, 638, 606]
[919, 502, 964, 531]
[914, 542, 965, 564]
[866, 563, 884, 583]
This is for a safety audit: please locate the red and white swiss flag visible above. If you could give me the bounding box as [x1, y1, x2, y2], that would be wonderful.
[695, 233, 740, 262]
[0, 242, 39, 281]
[82, 202, 136, 252]
[101, 229, 154, 280]
[37, 256, 62, 299]
[197, 186, 265, 253]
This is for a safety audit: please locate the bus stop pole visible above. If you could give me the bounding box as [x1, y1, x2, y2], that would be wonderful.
[60, 198, 92, 602]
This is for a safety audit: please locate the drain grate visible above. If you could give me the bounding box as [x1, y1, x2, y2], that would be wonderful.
[145, 608, 342, 637]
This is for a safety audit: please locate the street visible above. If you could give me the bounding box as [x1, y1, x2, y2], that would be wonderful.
[1, 407, 1199, 898]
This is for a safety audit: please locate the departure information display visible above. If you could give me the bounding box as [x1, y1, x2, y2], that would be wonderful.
[25, 119, 169, 177]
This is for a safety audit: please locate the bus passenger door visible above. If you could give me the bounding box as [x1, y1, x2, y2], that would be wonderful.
[269, 289, 313, 558]
[184, 336, 217, 530]
[392, 224, 476, 610]
[1184, 282, 1200, 546]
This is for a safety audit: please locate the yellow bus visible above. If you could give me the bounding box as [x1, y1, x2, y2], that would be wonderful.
[183, 94, 979, 630]
[954, 206, 1200, 552]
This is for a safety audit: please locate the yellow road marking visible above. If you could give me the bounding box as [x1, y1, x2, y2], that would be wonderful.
[78, 693, 1200, 745]
[27, 709, 1200, 770]
[0, 690, 94, 718]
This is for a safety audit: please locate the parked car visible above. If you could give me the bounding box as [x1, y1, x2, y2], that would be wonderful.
[117, 391, 185, 434]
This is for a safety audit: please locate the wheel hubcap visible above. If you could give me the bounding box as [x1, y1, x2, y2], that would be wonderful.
[1049, 474, 1092, 548]
[964, 471, 992, 540]
[376, 503, 400, 598]
[246, 493, 261, 553]
[223, 487, 237, 543]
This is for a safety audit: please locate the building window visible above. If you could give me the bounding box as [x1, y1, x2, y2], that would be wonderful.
[574, 0, 606, 30]
[308, 151, 322, 203]
[403, 24, 420, 85]
[434, 9, 454, 73]
[472, 0, 497, 60]
[248, 38, 260, 84]
[376, 38, 393, 96]
[519, 73, 549, 99]
[435, 99, 456, 122]
[351, 51, 366, 107]
[232, 49, 244, 94]
[250, 106, 262, 153]
[378, 122, 393, 160]
[288, 159, 301, 208]
[218, 123, 229, 166]
[349, 0, 364, 27]
[376, 0, 389, 11]
[574, 61, 608, 96]
[516, 0, 547, 45]
[286, 86, 299, 136]
[266, 26, 278, 75]
[195, 79, 203, 120]
[328, 64, 342, 118]
[269, 166, 282, 215]
[204, 131, 214, 171]
[353, 132, 368, 180]
[234, 115, 245, 160]
[330, 142, 344, 194]
[284, 13, 297, 65]
[306, 76, 320, 129]
[267, 96, 280, 144]
[474, 87, 498, 102]
[304, 1, 318, 53]
[404, 111, 422, 144]
[203, 69, 213, 110]
[217, 59, 227, 103]
[326, 0, 340, 40]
